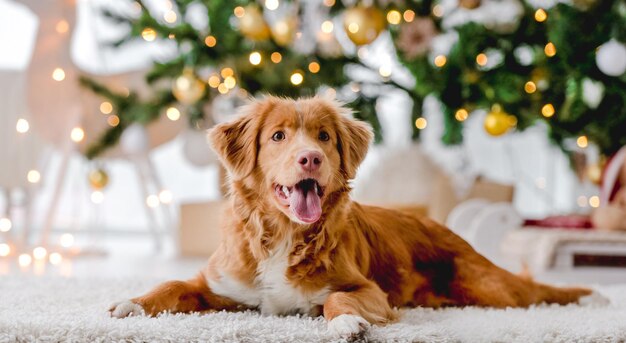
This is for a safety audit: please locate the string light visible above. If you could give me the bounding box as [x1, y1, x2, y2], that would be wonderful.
[577, 135, 588, 148]
[218, 83, 229, 94]
[249, 52, 262, 65]
[52, 68, 66, 81]
[0, 243, 10, 257]
[70, 127, 85, 142]
[204, 35, 217, 47]
[91, 191, 104, 204]
[348, 23, 359, 34]
[18, 254, 32, 267]
[224, 76, 237, 89]
[234, 6, 245, 17]
[534, 9, 547, 22]
[434, 55, 447, 67]
[589, 196, 600, 208]
[221, 68, 234, 78]
[432, 5, 443, 17]
[387, 10, 402, 25]
[265, 0, 279, 10]
[164, 10, 177, 23]
[141, 28, 157, 41]
[415, 118, 428, 130]
[208, 75, 221, 88]
[455, 109, 469, 121]
[146, 195, 160, 208]
[323, 0, 335, 6]
[107, 115, 120, 127]
[56, 20, 69, 34]
[379, 65, 392, 77]
[541, 104, 555, 117]
[577, 195, 587, 207]
[27, 170, 41, 184]
[166, 107, 181, 121]
[290, 71, 304, 85]
[271, 52, 282, 63]
[159, 190, 173, 204]
[49, 252, 63, 265]
[33, 247, 47, 260]
[0, 218, 11, 232]
[168, 33, 175, 40]
[60, 233, 74, 248]
[524, 81, 537, 93]
[544, 42, 556, 57]
[308, 62, 320, 73]
[321, 21, 334, 33]
[16, 118, 30, 133]
[476, 53, 488, 66]
[100, 101, 113, 114]
[403, 10, 415, 22]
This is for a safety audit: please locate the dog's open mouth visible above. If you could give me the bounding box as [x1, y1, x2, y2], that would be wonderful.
[274, 178, 325, 223]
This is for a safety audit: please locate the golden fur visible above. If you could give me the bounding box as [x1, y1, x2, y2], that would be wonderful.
[110, 96, 592, 336]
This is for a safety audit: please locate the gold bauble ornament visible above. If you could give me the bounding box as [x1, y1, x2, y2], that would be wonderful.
[239, 5, 271, 41]
[88, 168, 109, 190]
[172, 68, 206, 105]
[484, 104, 515, 137]
[271, 18, 297, 46]
[343, 6, 386, 46]
[459, 0, 482, 9]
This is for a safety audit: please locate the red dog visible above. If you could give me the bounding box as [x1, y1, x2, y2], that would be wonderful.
[110, 97, 605, 338]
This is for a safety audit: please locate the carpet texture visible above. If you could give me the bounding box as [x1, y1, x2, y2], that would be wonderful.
[0, 276, 624, 342]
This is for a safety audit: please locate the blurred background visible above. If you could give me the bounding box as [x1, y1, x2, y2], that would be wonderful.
[0, 0, 625, 282]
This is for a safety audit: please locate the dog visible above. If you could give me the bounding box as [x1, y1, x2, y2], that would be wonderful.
[110, 96, 604, 338]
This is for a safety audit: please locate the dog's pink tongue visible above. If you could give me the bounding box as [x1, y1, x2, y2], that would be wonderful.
[289, 186, 322, 223]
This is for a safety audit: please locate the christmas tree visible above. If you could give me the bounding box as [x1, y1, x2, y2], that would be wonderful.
[82, 0, 626, 160]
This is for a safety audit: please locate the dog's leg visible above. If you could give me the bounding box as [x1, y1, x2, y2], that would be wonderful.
[109, 273, 242, 317]
[323, 282, 396, 338]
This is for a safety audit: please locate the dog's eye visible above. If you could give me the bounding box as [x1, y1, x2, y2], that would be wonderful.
[272, 131, 285, 142]
[318, 131, 330, 142]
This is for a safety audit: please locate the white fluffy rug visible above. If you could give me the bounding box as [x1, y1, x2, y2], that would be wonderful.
[1, 276, 625, 342]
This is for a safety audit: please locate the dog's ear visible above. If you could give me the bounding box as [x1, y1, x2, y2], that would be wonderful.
[336, 110, 373, 180]
[208, 104, 262, 180]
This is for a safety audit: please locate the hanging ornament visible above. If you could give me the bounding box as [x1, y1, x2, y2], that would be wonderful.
[239, 5, 271, 41]
[459, 0, 481, 9]
[484, 105, 515, 137]
[596, 40, 626, 77]
[172, 68, 206, 105]
[181, 129, 219, 167]
[396, 17, 437, 59]
[343, 6, 386, 46]
[120, 124, 149, 156]
[271, 17, 297, 46]
[88, 168, 109, 190]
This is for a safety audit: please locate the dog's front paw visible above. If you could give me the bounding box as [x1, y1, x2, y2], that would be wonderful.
[328, 314, 370, 338]
[578, 291, 610, 307]
[109, 300, 145, 318]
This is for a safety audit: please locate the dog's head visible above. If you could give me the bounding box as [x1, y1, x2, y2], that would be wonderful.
[209, 96, 372, 224]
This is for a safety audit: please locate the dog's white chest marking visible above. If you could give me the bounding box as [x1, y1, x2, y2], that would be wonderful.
[208, 240, 329, 315]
